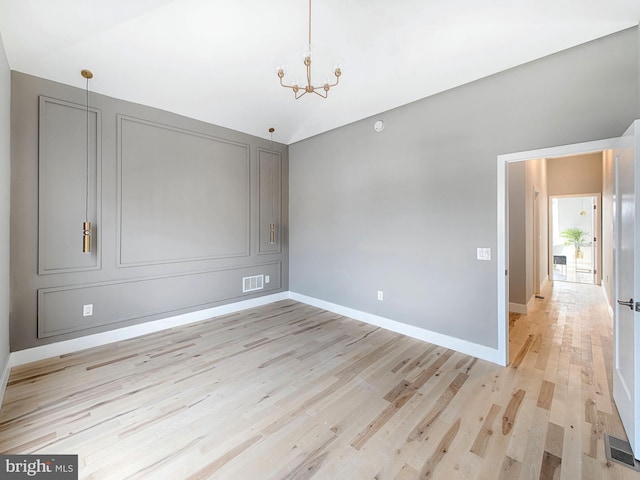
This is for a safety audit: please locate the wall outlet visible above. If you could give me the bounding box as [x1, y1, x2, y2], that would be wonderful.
[265, 275, 270, 284]
[377, 290, 384, 301]
[83, 304, 93, 317]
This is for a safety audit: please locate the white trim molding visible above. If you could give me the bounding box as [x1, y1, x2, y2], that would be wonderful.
[2, 290, 509, 407]
[601, 284, 615, 320]
[9, 292, 290, 367]
[509, 294, 538, 315]
[509, 303, 528, 314]
[290, 292, 503, 365]
[540, 275, 549, 291]
[0, 353, 10, 408]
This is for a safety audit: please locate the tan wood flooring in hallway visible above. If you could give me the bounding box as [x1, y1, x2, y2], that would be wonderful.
[1, 281, 639, 479]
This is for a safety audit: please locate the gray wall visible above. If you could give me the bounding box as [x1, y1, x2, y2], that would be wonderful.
[289, 27, 639, 349]
[11, 72, 289, 350]
[0, 35, 10, 370]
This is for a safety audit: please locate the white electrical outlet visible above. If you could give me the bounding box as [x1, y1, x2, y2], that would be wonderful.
[265, 275, 270, 284]
[83, 304, 93, 317]
[377, 291, 384, 301]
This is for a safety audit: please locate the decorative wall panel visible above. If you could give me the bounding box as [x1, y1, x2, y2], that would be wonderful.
[38, 96, 101, 274]
[38, 262, 282, 338]
[258, 149, 282, 254]
[117, 115, 250, 266]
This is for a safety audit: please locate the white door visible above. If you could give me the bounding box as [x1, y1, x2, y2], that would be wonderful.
[614, 120, 640, 458]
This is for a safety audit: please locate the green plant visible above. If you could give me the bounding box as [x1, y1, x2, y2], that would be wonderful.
[560, 227, 587, 258]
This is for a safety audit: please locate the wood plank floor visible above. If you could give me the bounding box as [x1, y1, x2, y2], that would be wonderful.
[1, 281, 639, 479]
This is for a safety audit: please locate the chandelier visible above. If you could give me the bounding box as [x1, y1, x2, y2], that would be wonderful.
[276, 0, 342, 99]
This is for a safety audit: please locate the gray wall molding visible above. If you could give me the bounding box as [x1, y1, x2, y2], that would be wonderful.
[38, 96, 102, 274]
[116, 114, 251, 267]
[11, 72, 288, 351]
[257, 148, 282, 254]
[37, 261, 282, 338]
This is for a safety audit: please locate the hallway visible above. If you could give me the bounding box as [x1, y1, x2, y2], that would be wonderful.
[508, 280, 636, 478]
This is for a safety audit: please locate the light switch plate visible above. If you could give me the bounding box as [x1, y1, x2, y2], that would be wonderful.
[477, 248, 491, 261]
[83, 304, 93, 316]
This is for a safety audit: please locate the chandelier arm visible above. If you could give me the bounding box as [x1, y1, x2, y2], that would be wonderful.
[325, 77, 339, 88]
[313, 89, 328, 98]
[295, 90, 307, 99]
[279, 76, 300, 91]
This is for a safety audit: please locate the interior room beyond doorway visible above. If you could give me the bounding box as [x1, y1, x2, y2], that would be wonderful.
[507, 150, 610, 315]
[550, 195, 599, 285]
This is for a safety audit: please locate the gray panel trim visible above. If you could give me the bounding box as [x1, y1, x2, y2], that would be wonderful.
[38, 96, 102, 274]
[258, 148, 282, 254]
[37, 261, 282, 338]
[115, 114, 251, 267]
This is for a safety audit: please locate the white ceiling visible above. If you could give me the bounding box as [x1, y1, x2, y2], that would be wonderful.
[0, 0, 639, 144]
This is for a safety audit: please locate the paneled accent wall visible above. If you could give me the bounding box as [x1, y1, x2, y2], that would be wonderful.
[37, 262, 282, 338]
[116, 116, 250, 266]
[258, 148, 282, 254]
[10, 72, 289, 350]
[38, 97, 101, 274]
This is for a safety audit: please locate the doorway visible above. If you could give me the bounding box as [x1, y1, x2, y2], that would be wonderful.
[497, 137, 617, 365]
[550, 194, 601, 285]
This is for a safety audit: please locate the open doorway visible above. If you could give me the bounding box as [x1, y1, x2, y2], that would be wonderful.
[497, 137, 617, 365]
[550, 194, 601, 285]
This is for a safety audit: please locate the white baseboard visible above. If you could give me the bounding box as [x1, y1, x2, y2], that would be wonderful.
[601, 284, 615, 320]
[527, 294, 536, 312]
[9, 292, 290, 368]
[290, 292, 502, 365]
[2, 289, 505, 408]
[509, 302, 528, 314]
[509, 294, 537, 315]
[0, 353, 10, 408]
[540, 275, 549, 290]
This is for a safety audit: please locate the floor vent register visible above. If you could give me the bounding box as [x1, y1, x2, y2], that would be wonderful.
[605, 434, 640, 471]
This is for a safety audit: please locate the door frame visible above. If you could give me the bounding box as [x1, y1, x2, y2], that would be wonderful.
[497, 137, 616, 365]
[533, 186, 541, 295]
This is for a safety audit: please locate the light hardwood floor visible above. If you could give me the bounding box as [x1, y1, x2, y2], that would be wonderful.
[1, 281, 639, 479]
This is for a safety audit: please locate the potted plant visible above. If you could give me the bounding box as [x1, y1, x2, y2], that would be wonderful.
[560, 227, 587, 259]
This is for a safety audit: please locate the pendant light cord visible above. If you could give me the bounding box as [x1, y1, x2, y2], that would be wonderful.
[270, 129, 275, 242]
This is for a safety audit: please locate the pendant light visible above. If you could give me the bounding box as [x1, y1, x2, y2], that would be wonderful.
[579, 197, 587, 216]
[81, 69, 93, 253]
